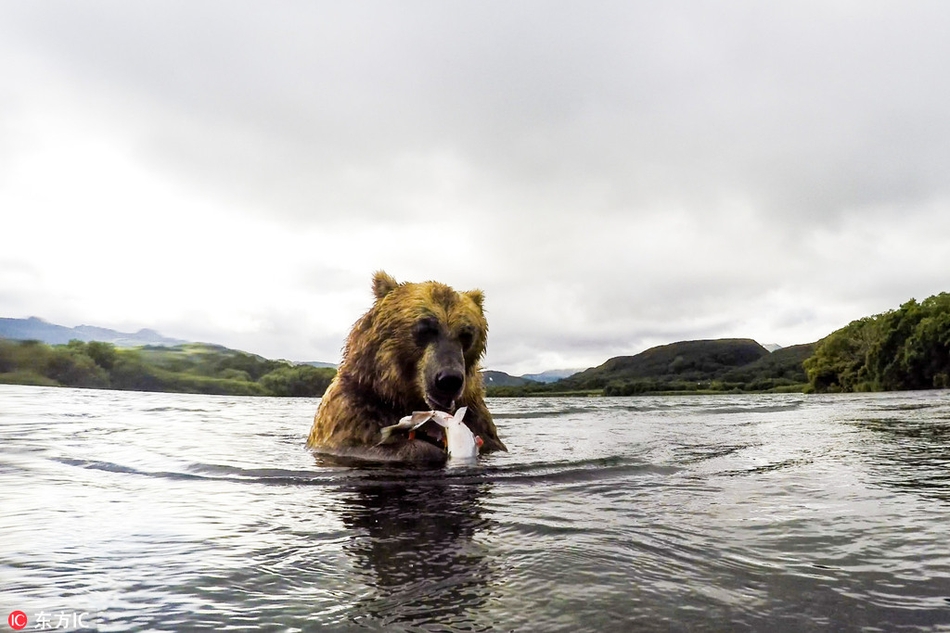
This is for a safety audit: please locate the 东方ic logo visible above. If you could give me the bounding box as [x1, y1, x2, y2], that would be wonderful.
[7, 610, 92, 630]
[8, 611, 28, 630]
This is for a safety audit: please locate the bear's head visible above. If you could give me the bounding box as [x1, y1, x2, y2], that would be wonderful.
[341, 270, 488, 414]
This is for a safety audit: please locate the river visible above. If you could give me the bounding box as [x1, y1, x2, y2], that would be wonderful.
[1, 384, 949, 631]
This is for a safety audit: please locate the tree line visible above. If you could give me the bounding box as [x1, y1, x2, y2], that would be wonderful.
[486, 341, 813, 397]
[804, 293, 950, 393]
[0, 339, 334, 397]
[487, 291, 950, 397]
[3, 291, 948, 398]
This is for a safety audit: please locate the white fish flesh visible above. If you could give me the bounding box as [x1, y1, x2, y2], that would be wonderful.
[377, 406, 482, 464]
[429, 407, 481, 464]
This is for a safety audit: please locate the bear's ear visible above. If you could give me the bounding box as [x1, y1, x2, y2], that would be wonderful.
[464, 289, 485, 312]
[373, 270, 399, 300]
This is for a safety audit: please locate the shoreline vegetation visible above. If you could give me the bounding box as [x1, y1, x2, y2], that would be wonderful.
[489, 339, 816, 397]
[0, 340, 334, 397]
[1, 292, 948, 398]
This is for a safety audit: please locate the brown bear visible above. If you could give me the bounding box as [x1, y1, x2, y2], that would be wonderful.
[307, 271, 506, 463]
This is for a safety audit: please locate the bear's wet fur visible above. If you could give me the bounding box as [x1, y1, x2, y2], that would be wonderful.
[307, 271, 506, 463]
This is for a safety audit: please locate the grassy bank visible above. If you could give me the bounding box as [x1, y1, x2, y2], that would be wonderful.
[0, 338, 334, 397]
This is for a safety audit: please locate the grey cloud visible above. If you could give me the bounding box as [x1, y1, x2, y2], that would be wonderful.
[6, 2, 950, 228]
[4, 2, 950, 371]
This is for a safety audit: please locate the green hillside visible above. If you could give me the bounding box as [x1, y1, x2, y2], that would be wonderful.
[721, 343, 816, 388]
[0, 339, 334, 397]
[481, 370, 537, 387]
[487, 338, 812, 396]
[562, 338, 769, 389]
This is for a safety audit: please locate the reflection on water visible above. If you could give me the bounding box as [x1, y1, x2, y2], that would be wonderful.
[334, 472, 496, 628]
[1, 386, 950, 631]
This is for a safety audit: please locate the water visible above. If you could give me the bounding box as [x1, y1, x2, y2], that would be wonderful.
[2, 385, 949, 632]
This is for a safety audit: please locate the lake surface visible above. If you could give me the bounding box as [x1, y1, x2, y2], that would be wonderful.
[1, 384, 949, 632]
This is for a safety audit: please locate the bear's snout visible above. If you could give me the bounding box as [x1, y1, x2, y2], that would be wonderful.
[423, 337, 466, 410]
[426, 363, 465, 409]
[434, 370, 464, 398]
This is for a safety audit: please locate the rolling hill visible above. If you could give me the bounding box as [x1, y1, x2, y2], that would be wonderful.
[558, 338, 771, 390]
[481, 370, 537, 387]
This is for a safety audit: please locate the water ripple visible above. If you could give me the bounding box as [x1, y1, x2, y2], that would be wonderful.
[2, 386, 950, 631]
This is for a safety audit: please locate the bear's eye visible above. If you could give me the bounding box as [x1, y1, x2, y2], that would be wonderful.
[413, 317, 440, 346]
[458, 327, 475, 351]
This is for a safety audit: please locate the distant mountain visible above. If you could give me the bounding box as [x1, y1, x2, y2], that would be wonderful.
[520, 368, 586, 383]
[762, 343, 783, 352]
[720, 343, 816, 384]
[302, 361, 338, 369]
[558, 338, 771, 390]
[0, 317, 187, 347]
[481, 370, 537, 387]
[0, 317, 346, 367]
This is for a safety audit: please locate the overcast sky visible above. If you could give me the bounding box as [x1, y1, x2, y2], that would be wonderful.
[2, 2, 949, 375]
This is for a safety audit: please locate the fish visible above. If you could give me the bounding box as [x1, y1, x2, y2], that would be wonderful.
[377, 406, 483, 464]
[376, 410, 439, 446]
[429, 407, 483, 465]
